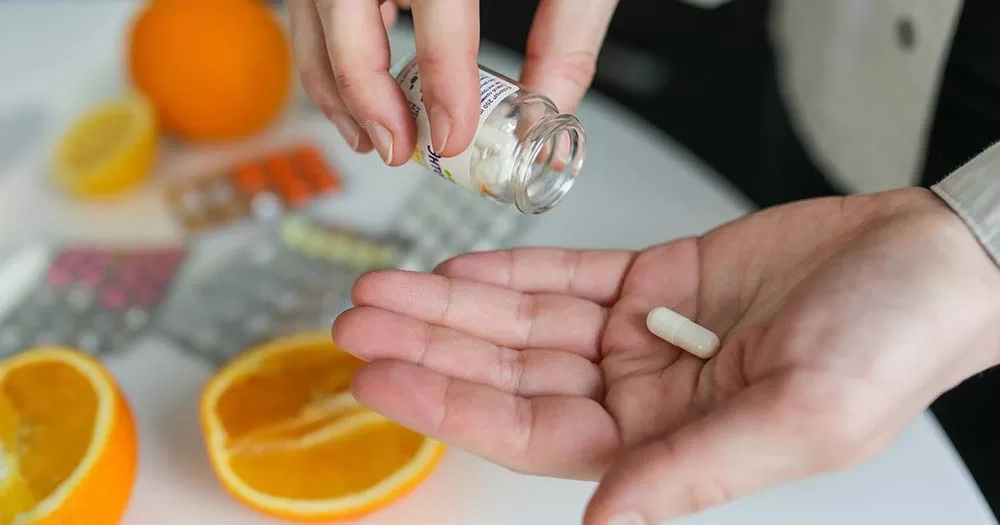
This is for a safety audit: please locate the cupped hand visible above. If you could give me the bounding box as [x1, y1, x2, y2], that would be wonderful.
[331, 187, 1000, 524]
[286, 0, 617, 165]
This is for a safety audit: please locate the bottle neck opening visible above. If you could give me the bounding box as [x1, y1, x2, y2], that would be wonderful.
[511, 113, 586, 214]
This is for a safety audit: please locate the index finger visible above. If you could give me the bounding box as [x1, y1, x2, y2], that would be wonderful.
[349, 269, 608, 353]
[409, 0, 481, 157]
[315, 0, 415, 166]
[434, 248, 636, 305]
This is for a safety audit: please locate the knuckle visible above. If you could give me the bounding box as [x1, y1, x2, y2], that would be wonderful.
[331, 69, 384, 118]
[488, 400, 538, 477]
[581, 363, 606, 400]
[435, 379, 457, 433]
[532, 50, 598, 92]
[437, 277, 455, 324]
[495, 348, 525, 394]
[562, 249, 583, 295]
[418, 51, 467, 74]
[416, 323, 435, 366]
[416, 50, 477, 89]
[333, 71, 365, 99]
[515, 294, 539, 347]
[511, 396, 536, 457]
[559, 52, 599, 89]
[504, 249, 519, 288]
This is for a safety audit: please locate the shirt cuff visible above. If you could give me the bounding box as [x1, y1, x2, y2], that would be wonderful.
[931, 141, 1000, 268]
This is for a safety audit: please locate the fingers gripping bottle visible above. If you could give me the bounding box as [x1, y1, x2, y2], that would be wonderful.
[392, 52, 586, 214]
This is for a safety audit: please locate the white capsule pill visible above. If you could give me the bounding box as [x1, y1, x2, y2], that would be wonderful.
[646, 306, 720, 359]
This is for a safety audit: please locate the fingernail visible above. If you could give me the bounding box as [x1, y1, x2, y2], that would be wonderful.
[332, 115, 362, 151]
[428, 104, 451, 153]
[607, 511, 647, 525]
[364, 121, 394, 164]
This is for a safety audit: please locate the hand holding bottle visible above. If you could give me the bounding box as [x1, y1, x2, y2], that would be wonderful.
[286, 0, 618, 165]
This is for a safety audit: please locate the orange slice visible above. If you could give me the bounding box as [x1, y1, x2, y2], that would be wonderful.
[50, 94, 158, 197]
[200, 332, 446, 522]
[0, 347, 137, 524]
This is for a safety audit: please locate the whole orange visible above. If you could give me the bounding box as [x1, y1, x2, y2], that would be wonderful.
[126, 0, 292, 141]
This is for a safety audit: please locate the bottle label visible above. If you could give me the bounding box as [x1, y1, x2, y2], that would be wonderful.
[396, 60, 519, 193]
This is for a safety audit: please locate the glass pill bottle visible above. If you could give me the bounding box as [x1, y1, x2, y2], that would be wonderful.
[392, 52, 586, 214]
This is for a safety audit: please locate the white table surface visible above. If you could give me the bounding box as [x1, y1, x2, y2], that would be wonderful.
[0, 2, 996, 524]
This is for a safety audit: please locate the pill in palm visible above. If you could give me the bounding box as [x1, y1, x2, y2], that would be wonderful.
[646, 306, 720, 359]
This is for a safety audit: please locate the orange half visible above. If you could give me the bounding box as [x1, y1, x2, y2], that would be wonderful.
[0, 347, 137, 524]
[200, 332, 445, 522]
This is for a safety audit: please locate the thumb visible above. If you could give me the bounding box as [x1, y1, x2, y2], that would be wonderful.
[583, 376, 871, 525]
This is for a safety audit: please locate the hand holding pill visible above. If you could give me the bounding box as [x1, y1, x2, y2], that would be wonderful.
[332, 188, 1000, 525]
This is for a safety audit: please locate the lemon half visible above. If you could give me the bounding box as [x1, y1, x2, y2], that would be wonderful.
[51, 94, 158, 197]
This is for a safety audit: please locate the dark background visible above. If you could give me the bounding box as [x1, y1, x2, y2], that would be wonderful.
[417, 0, 1000, 516]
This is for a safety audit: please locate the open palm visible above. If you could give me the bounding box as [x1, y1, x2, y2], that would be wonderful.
[331, 188, 1000, 523]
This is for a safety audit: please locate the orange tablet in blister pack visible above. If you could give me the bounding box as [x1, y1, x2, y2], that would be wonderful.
[232, 163, 267, 197]
[294, 144, 341, 192]
[163, 142, 343, 234]
[264, 153, 309, 207]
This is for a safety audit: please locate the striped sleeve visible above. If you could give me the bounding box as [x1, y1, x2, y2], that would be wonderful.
[932, 142, 1000, 267]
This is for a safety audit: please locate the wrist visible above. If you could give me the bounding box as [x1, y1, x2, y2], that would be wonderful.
[913, 188, 1000, 369]
[859, 187, 1000, 372]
